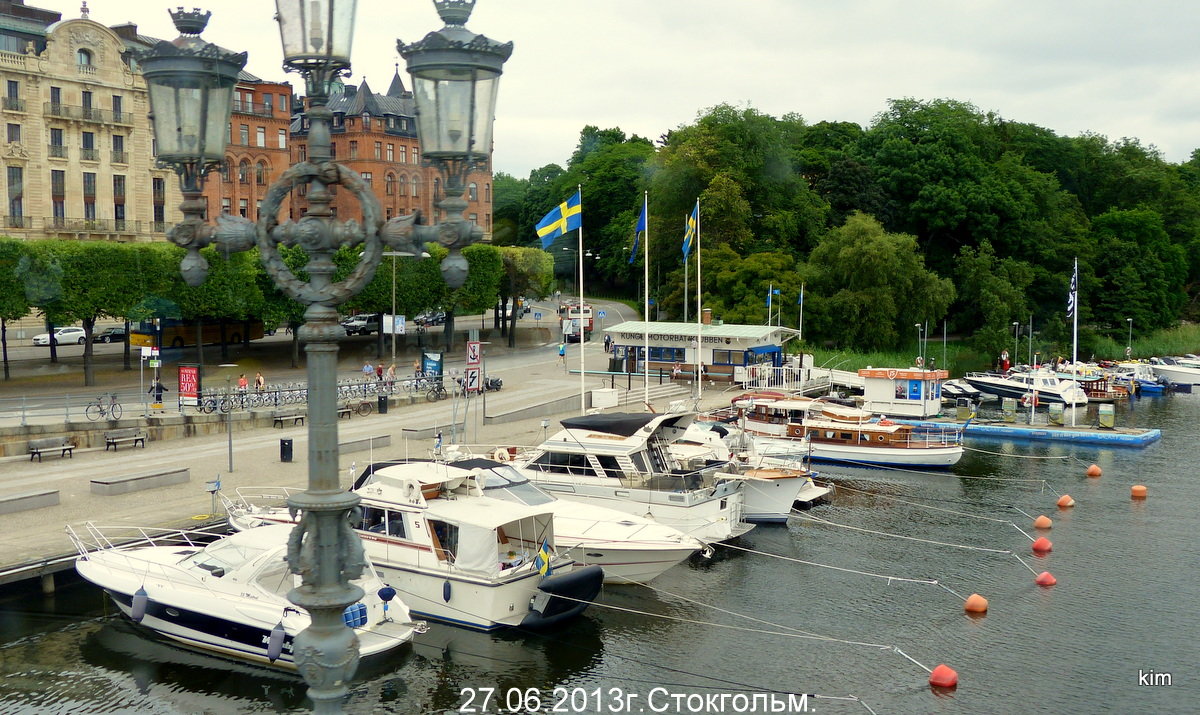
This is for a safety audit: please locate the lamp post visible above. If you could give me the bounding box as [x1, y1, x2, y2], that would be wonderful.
[1012, 321, 1020, 365]
[219, 363, 238, 472]
[1126, 318, 1133, 357]
[140, 3, 509, 710]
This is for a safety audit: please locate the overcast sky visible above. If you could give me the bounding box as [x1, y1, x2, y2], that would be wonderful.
[65, 0, 1200, 177]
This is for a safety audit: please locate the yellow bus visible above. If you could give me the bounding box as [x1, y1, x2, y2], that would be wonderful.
[130, 318, 265, 349]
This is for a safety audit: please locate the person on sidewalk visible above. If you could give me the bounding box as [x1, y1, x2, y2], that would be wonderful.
[362, 360, 374, 379]
[254, 372, 265, 392]
[148, 379, 169, 407]
[375, 362, 385, 382]
[385, 363, 396, 388]
[236, 373, 248, 392]
[558, 342, 566, 365]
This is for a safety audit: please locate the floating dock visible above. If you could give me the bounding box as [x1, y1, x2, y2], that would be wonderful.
[895, 418, 1161, 447]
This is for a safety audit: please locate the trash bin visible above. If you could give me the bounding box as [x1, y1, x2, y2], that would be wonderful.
[280, 438, 293, 463]
[377, 394, 388, 415]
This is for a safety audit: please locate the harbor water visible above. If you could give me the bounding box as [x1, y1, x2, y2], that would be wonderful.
[0, 393, 1196, 713]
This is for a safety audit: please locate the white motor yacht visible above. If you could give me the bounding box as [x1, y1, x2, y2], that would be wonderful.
[507, 412, 754, 543]
[1149, 356, 1200, 386]
[962, 368, 1089, 405]
[224, 463, 603, 632]
[67, 523, 423, 670]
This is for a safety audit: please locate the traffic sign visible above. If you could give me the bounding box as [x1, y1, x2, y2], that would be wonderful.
[148, 359, 161, 368]
[534, 312, 542, 321]
[597, 310, 607, 319]
[464, 366, 481, 392]
[466, 340, 481, 366]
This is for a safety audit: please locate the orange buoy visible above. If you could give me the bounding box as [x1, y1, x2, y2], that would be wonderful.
[1035, 571, 1057, 586]
[1086, 464, 1102, 477]
[1056, 494, 1075, 508]
[963, 593, 989, 613]
[1031, 536, 1053, 553]
[928, 664, 959, 688]
[1131, 484, 1148, 498]
[1033, 515, 1052, 529]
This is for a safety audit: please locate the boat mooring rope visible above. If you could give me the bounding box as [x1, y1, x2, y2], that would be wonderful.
[794, 512, 1014, 554]
[962, 445, 1073, 459]
[713, 540, 940, 586]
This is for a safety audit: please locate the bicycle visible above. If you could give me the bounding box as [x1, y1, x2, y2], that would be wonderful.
[356, 400, 374, 417]
[426, 382, 448, 402]
[85, 393, 122, 421]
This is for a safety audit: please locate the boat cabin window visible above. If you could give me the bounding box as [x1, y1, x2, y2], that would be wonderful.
[255, 557, 294, 597]
[361, 506, 406, 539]
[479, 468, 555, 506]
[429, 520, 458, 562]
[595, 454, 623, 478]
[529, 450, 596, 476]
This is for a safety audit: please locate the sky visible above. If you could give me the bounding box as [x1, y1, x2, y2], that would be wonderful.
[61, 0, 1200, 177]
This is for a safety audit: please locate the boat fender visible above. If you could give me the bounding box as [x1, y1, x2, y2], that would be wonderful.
[442, 580, 452, 602]
[493, 447, 513, 462]
[267, 621, 286, 662]
[131, 586, 149, 623]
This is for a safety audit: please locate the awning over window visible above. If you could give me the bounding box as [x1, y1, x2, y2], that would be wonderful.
[747, 345, 780, 355]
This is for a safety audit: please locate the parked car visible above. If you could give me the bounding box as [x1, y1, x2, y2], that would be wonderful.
[32, 327, 87, 346]
[92, 326, 126, 343]
[341, 315, 380, 335]
[415, 310, 446, 327]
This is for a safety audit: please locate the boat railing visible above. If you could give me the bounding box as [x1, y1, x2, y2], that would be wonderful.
[903, 426, 964, 447]
[66, 522, 215, 558]
[221, 486, 307, 513]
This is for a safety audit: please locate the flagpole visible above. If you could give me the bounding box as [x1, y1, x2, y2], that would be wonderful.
[1070, 257, 1078, 427]
[642, 191, 650, 405]
[578, 183, 585, 415]
[695, 199, 703, 403]
[798, 283, 805, 344]
[683, 219, 689, 323]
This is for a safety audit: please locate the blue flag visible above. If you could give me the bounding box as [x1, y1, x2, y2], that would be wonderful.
[766, 286, 779, 307]
[682, 202, 698, 258]
[629, 199, 647, 264]
[533, 538, 553, 578]
[536, 191, 582, 249]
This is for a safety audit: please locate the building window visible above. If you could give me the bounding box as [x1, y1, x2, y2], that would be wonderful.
[433, 178, 440, 200]
[397, 175, 407, 197]
[362, 113, 371, 130]
[263, 93, 273, 114]
[297, 144, 306, 162]
[278, 128, 287, 149]
[153, 177, 165, 228]
[374, 141, 382, 159]
[256, 162, 267, 185]
[256, 199, 263, 219]
[239, 198, 248, 217]
[349, 140, 358, 158]
[411, 175, 420, 197]
[81, 131, 97, 160]
[220, 159, 231, 182]
[50, 170, 65, 196]
[7, 166, 22, 219]
[650, 347, 686, 362]
[361, 171, 372, 186]
[49, 127, 65, 157]
[49, 86, 61, 106]
[82, 172, 96, 198]
[113, 175, 125, 199]
[81, 91, 93, 109]
[238, 160, 250, 184]
[111, 134, 126, 163]
[468, 182, 477, 201]
[413, 147, 419, 164]
[5, 80, 17, 99]
[711, 350, 745, 366]
[239, 124, 249, 145]
[221, 197, 231, 214]
[5, 123, 18, 142]
[398, 145, 406, 164]
[256, 126, 266, 147]
[386, 144, 393, 161]
[111, 95, 123, 119]
[384, 173, 395, 195]
[485, 183, 491, 202]
[77, 48, 92, 66]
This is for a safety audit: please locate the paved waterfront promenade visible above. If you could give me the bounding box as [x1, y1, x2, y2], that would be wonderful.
[0, 327, 718, 588]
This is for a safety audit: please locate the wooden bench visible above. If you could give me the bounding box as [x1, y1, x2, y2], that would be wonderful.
[337, 404, 354, 419]
[0, 489, 60, 515]
[90, 468, 190, 496]
[104, 427, 147, 451]
[28, 437, 74, 462]
[272, 410, 306, 427]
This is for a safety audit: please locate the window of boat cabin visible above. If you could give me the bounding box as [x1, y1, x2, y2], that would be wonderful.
[595, 454, 622, 478]
[360, 505, 406, 539]
[529, 450, 595, 476]
[255, 556, 294, 597]
[429, 520, 458, 562]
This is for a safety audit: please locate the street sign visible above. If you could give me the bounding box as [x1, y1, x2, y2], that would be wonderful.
[597, 310, 606, 319]
[466, 340, 481, 366]
[148, 359, 161, 368]
[464, 366, 481, 392]
[534, 312, 542, 321]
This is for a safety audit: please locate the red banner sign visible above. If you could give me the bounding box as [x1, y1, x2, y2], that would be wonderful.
[178, 364, 200, 399]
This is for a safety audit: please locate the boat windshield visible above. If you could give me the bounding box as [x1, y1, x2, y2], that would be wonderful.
[477, 466, 555, 506]
[181, 539, 272, 577]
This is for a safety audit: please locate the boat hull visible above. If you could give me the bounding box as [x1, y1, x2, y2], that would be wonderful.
[962, 375, 1087, 405]
[1150, 364, 1200, 385]
[562, 543, 699, 584]
[755, 435, 962, 469]
[717, 472, 822, 523]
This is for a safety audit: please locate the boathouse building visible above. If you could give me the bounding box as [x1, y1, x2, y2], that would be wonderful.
[604, 310, 790, 381]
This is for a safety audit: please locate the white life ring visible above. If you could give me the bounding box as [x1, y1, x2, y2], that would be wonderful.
[493, 448, 513, 462]
[915, 356, 924, 368]
[1020, 394, 1039, 408]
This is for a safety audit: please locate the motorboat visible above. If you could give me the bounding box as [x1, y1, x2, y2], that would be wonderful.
[1149, 356, 1200, 386]
[962, 368, 1089, 406]
[67, 523, 423, 670]
[443, 458, 706, 584]
[940, 379, 985, 402]
[224, 463, 603, 632]
[706, 395, 964, 469]
[1106, 361, 1167, 394]
[671, 422, 830, 521]
[505, 412, 755, 543]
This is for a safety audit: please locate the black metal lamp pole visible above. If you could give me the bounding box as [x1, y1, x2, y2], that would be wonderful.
[142, 2, 508, 711]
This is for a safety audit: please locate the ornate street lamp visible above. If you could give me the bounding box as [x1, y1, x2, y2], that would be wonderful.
[399, 0, 512, 287]
[141, 3, 508, 710]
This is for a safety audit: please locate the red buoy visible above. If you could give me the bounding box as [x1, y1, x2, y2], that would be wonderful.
[964, 593, 989, 613]
[1056, 494, 1075, 508]
[1035, 571, 1057, 586]
[928, 663, 959, 688]
[1033, 515, 1052, 529]
[1086, 464, 1102, 477]
[1031, 536, 1053, 553]
[1131, 484, 1148, 498]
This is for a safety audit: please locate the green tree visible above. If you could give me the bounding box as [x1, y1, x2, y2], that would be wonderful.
[0, 240, 31, 379]
[954, 241, 1034, 359]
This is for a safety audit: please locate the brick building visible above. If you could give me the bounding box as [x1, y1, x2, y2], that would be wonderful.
[291, 73, 493, 239]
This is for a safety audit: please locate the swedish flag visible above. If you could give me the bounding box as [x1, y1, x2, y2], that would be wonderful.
[533, 538, 553, 578]
[682, 201, 698, 258]
[536, 191, 582, 249]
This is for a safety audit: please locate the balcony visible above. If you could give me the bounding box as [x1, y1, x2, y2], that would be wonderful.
[3, 215, 31, 229]
[111, 150, 128, 164]
[43, 102, 133, 125]
[150, 221, 167, 233]
[47, 144, 67, 159]
[42, 217, 139, 234]
[80, 148, 99, 161]
[2, 97, 24, 112]
[231, 100, 275, 118]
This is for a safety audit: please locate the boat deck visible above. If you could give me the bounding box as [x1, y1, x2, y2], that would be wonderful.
[892, 418, 1161, 447]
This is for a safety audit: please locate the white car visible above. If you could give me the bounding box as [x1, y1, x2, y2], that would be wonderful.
[32, 327, 87, 346]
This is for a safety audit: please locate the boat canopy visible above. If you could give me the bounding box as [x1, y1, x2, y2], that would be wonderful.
[561, 412, 691, 437]
[425, 498, 555, 576]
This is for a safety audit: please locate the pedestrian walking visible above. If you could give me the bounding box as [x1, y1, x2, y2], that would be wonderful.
[603, 334, 612, 353]
[412, 358, 422, 376]
[558, 342, 566, 365]
[254, 372, 265, 392]
[375, 363, 385, 381]
[148, 379, 169, 406]
[362, 360, 374, 379]
[236, 373, 248, 392]
[385, 363, 396, 388]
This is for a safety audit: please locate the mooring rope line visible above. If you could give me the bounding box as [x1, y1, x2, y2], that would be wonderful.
[794, 512, 1014, 554]
[831, 483, 1013, 523]
[713, 540, 940, 586]
[962, 445, 1073, 460]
